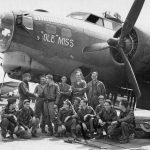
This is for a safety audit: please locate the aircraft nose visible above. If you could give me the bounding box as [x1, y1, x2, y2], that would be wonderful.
[0, 12, 14, 52]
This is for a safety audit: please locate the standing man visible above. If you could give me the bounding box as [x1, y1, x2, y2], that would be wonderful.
[58, 76, 71, 109]
[18, 73, 37, 109]
[86, 72, 106, 110]
[72, 71, 87, 100]
[42, 74, 60, 136]
[34, 76, 47, 133]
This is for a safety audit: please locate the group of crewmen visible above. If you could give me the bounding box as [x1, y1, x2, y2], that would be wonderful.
[0, 71, 135, 144]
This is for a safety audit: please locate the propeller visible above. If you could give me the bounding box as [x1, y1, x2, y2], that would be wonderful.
[84, 0, 145, 100]
[0, 72, 6, 94]
[109, 0, 145, 100]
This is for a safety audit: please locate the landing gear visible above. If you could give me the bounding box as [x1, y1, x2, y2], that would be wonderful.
[135, 122, 150, 138]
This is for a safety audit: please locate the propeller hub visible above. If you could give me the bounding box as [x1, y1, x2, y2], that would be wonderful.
[107, 38, 119, 47]
[0, 12, 14, 53]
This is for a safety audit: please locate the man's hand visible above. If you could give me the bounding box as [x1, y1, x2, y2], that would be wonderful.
[78, 88, 82, 91]
[98, 119, 105, 126]
[64, 116, 71, 123]
[34, 93, 39, 98]
[111, 121, 118, 125]
[24, 126, 29, 130]
[8, 114, 14, 117]
[98, 118, 103, 124]
[84, 114, 90, 121]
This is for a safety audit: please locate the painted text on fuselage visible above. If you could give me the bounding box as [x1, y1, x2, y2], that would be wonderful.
[41, 32, 74, 48]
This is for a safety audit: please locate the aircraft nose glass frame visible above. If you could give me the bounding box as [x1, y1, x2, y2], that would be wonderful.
[0, 12, 14, 52]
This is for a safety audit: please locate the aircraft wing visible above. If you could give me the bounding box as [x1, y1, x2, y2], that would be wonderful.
[0, 81, 19, 95]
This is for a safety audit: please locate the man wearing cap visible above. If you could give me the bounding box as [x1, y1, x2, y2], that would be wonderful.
[86, 72, 106, 110]
[76, 99, 96, 138]
[42, 74, 60, 136]
[57, 99, 77, 138]
[18, 73, 37, 109]
[107, 99, 135, 144]
[18, 100, 40, 137]
[94, 99, 117, 139]
[58, 76, 71, 109]
[34, 75, 47, 133]
[73, 97, 81, 113]
[95, 95, 105, 114]
[0, 99, 18, 141]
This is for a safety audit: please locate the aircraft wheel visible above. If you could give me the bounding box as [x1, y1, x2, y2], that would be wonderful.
[135, 123, 150, 138]
[140, 122, 150, 133]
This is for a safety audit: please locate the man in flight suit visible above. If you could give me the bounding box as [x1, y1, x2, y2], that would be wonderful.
[18, 73, 37, 109]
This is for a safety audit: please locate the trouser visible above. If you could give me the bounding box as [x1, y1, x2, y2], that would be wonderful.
[92, 117, 110, 135]
[35, 98, 45, 130]
[57, 96, 68, 109]
[107, 122, 133, 139]
[76, 118, 94, 134]
[64, 118, 77, 131]
[64, 118, 77, 137]
[44, 101, 55, 132]
[1, 118, 16, 138]
[18, 100, 24, 109]
[88, 97, 99, 110]
[17, 118, 40, 139]
[28, 117, 40, 133]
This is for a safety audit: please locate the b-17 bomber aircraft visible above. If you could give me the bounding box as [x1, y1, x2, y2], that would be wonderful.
[0, 0, 150, 136]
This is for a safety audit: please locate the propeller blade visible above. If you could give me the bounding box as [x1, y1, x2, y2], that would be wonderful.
[83, 43, 109, 53]
[0, 72, 6, 94]
[118, 47, 141, 100]
[120, 0, 145, 40]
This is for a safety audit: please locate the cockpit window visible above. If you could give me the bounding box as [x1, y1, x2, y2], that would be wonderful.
[104, 20, 113, 30]
[61, 28, 71, 38]
[86, 14, 99, 23]
[45, 24, 56, 34]
[67, 12, 89, 20]
[96, 18, 104, 27]
[22, 15, 33, 30]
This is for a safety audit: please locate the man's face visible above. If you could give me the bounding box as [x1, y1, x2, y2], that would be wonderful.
[61, 76, 67, 83]
[74, 99, 79, 106]
[63, 101, 69, 109]
[24, 102, 30, 109]
[76, 73, 82, 81]
[104, 102, 111, 111]
[80, 100, 86, 108]
[10, 102, 16, 109]
[40, 77, 46, 84]
[119, 102, 125, 111]
[91, 73, 98, 81]
[24, 76, 31, 82]
[98, 97, 104, 104]
[46, 77, 52, 84]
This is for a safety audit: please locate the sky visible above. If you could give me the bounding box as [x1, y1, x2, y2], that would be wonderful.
[0, 0, 149, 83]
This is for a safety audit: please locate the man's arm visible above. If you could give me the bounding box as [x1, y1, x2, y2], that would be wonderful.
[98, 82, 106, 97]
[55, 84, 60, 104]
[1, 108, 12, 118]
[20, 82, 36, 98]
[118, 110, 135, 123]
[18, 110, 27, 129]
[34, 85, 38, 94]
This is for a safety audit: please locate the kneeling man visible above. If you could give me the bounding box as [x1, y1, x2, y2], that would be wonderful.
[18, 100, 40, 138]
[58, 99, 77, 138]
[108, 99, 135, 144]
